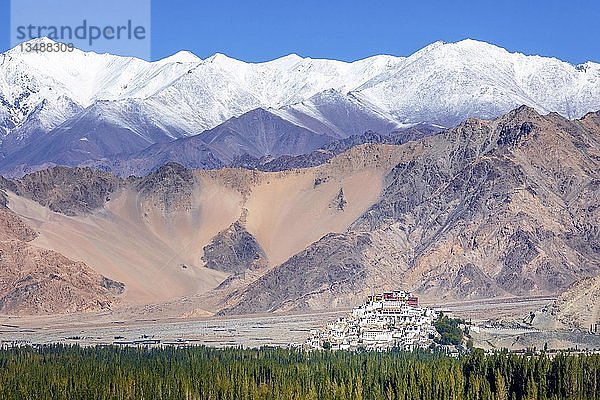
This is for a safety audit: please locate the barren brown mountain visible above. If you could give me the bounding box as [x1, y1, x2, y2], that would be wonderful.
[0, 202, 123, 314]
[223, 107, 600, 314]
[0, 106, 598, 319]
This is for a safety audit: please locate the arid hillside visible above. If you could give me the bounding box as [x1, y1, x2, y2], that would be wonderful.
[222, 107, 600, 314]
[0, 144, 402, 312]
[0, 201, 123, 314]
[1, 106, 599, 317]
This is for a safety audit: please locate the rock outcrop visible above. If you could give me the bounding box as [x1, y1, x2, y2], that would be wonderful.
[223, 233, 371, 314]
[202, 221, 267, 274]
[133, 162, 196, 213]
[10, 166, 122, 215]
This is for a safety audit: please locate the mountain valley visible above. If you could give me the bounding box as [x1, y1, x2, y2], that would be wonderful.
[0, 107, 598, 328]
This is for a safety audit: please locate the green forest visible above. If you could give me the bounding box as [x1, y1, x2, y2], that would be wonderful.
[0, 345, 598, 400]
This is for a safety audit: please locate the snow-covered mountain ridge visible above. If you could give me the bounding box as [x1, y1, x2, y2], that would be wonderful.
[0, 38, 599, 175]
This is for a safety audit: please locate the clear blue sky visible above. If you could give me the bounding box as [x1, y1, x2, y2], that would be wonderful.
[1, 0, 599, 64]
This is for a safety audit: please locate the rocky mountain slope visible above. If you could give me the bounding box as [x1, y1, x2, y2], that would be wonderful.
[0, 107, 599, 316]
[222, 107, 600, 314]
[0, 141, 403, 313]
[0, 194, 123, 314]
[104, 121, 437, 177]
[1, 39, 600, 176]
[532, 275, 600, 330]
[229, 126, 437, 172]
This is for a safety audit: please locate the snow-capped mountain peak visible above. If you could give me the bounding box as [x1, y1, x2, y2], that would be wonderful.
[156, 50, 201, 64]
[1, 38, 600, 175]
[203, 52, 244, 65]
[352, 39, 600, 125]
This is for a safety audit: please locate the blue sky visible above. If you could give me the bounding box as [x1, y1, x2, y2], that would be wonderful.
[1, 0, 599, 64]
